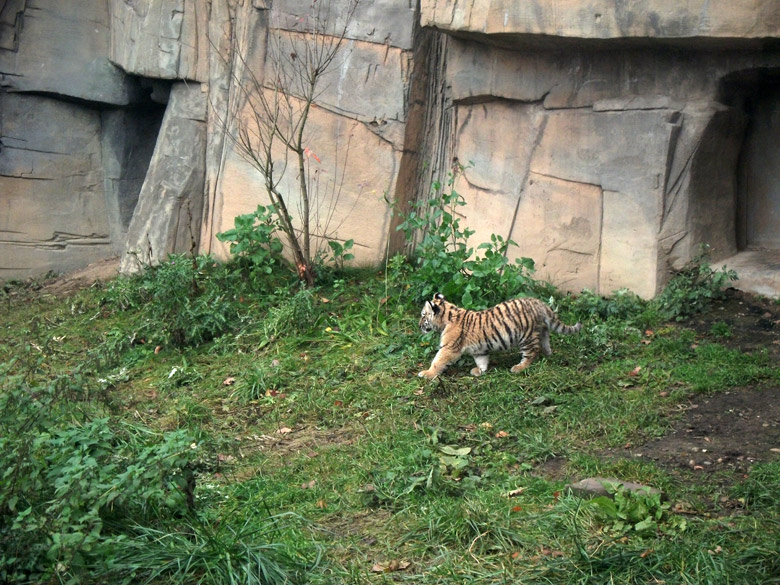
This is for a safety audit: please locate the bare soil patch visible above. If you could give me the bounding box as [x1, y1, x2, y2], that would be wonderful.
[632, 288, 780, 476]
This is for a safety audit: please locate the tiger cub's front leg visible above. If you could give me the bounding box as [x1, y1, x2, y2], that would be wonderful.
[418, 346, 462, 380]
[469, 354, 489, 377]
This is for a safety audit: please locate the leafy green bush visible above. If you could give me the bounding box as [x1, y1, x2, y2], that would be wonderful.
[217, 204, 284, 282]
[394, 178, 536, 308]
[0, 373, 197, 583]
[653, 247, 738, 321]
[103, 254, 245, 348]
[588, 482, 686, 537]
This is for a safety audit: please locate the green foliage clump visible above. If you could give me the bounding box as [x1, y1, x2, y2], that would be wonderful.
[395, 177, 537, 309]
[653, 247, 738, 321]
[0, 372, 196, 583]
[588, 482, 686, 537]
[102, 254, 247, 348]
[565, 249, 737, 328]
[216, 204, 284, 283]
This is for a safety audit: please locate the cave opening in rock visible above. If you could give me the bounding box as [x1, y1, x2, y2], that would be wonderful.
[717, 68, 780, 296]
[101, 78, 169, 254]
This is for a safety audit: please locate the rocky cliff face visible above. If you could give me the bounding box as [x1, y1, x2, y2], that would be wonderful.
[3, 0, 780, 297]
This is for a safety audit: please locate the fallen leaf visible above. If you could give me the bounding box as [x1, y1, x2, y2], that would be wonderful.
[506, 487, 525, 498]
[479, 422, 493, 429]
[315, 499, 326, 509]
[154, 345, 162, 354]
[659, 391, 669, 397]
[495, 430, 509, 438]
[512, 505, 523, 512]
[628, 366, 642, 377]
[301, 480, 316, 490]
[277, 426, 293, 434]
[222, 376, 236, 386]
[333, 400, 344, 407]
[371, 560, 410, 573]
[644, 330, 654, 337]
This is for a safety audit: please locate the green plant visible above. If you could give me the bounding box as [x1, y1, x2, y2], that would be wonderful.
[103, 254, 244, 348]
[217, 204, 284, 281]
[395, 176, 536, 308]
[0, 374, 197, 583]
[104, 511, 318, 585]
[588, 482, 686, 537]
[653, 246, 738, 321]
[325, 239, 355, 270]
[710, 321, 733, 338]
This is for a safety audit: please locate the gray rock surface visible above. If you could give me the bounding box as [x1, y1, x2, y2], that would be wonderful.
[108, 0, 209, 81]
[3, 0, 780, 298]
[0, 0, 143, 104]
[0, 93, 114, 279]
[566, 477, 664, 500]
[120, 82, 207, 273]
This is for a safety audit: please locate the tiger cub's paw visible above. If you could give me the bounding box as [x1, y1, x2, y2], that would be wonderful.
[469, 367, 484, 377]
[418, 369, 437, 380]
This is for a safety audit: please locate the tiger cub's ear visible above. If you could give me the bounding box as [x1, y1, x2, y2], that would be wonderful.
[430, 293, 445, 314]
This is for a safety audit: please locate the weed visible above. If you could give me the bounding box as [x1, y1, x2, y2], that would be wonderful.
[588, 482, 686, 537]
[710, 321, 733, 338]
[216, 204, 284, 284]
[653, 246, 738, 321]
[394, 175, 536, 308]
[102, 254, 246, 348]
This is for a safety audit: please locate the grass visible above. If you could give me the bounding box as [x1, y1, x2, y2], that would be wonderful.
[2, 266, 780, 584]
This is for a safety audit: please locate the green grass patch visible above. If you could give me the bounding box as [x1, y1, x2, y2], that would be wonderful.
[1, 264, 779, 584]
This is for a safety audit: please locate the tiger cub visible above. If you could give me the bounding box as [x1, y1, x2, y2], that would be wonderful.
[418, 293, 581, 379]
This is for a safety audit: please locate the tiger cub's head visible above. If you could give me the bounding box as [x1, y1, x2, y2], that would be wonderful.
[419, 293, 447, 333]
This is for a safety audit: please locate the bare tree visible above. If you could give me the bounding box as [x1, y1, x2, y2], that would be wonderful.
[215, 0, 360, 286]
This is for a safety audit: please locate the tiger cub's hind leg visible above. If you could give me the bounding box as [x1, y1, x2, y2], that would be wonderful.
[540, 326, 552, 356]
[470, 354, 489, 377]
[510, 335, 541, 373]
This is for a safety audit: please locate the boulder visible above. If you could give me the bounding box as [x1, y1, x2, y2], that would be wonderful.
[566, 477, 664, 501]
[0, 0, 142, 104]
[421, 0, 780, 46]
[0, 94, 114, 279]
[120, 82, 207, 273]
[108, 0, 209, 81]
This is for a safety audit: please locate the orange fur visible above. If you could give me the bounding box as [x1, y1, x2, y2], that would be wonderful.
[418, 293, 581, 379]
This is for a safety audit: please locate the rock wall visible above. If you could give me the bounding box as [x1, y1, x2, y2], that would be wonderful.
[3, 0, 780, 297]
[200, 0, 418, 266]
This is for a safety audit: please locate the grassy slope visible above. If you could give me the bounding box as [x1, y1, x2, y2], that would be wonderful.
[2, 270, 780, 584]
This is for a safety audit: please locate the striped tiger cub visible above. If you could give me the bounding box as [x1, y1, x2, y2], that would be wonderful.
[418, 293, 581, 379]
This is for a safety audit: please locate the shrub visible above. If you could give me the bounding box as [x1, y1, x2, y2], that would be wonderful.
[395, 177, 537, 309]
[653, 247, 738, 321]
[103, 254, 245, 348]
[216, 204, 284, 284]
[0, 373, 197, 583]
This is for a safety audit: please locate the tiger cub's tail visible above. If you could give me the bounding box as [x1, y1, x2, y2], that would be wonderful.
[545, 307, 582, 335]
